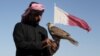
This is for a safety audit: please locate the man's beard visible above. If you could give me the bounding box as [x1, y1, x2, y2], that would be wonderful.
[29, 15, 40, 24]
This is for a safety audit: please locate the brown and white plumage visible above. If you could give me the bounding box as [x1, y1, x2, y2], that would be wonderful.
[47, 22, 78, 46]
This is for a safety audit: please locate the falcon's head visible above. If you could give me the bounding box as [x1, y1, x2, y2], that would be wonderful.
[47, 22, 54, 29]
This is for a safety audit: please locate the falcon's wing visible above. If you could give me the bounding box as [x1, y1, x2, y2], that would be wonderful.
[50, 26, 78, 46]
[50, 26, 70, 38]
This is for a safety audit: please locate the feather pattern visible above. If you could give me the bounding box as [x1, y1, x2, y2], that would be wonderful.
[47, 22, 78, 46]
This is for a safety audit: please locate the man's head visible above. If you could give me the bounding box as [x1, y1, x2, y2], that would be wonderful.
[22, 2, 45, 24]
[29, 2, 45, 16]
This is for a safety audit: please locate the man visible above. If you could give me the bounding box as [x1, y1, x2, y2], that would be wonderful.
[13, 2, 51, 56]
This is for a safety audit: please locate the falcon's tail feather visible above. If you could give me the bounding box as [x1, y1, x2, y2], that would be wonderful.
[66, 36, 79, 46]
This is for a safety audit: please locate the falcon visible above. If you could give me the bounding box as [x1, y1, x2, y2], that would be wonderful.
[47, 22, 78, 46]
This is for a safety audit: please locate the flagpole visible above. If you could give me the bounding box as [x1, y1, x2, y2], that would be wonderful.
[53, 3, 56, 24]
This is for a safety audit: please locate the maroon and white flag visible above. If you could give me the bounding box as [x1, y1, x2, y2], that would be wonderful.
[54, 6, 91, 32]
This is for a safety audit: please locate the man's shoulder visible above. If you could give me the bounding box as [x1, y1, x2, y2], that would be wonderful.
[14, 22, 28, 28]
[15, 22, 22, 25]
[15, 22, 28, 27]
[38, 25, 46, 30]
[38, 25, 44, 28]
[14, 22, 23, 29]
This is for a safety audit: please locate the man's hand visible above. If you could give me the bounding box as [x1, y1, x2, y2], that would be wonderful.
[42, 38, 57, 51]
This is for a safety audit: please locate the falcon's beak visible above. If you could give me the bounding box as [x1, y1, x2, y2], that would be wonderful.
[47, 22, 51, 26]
